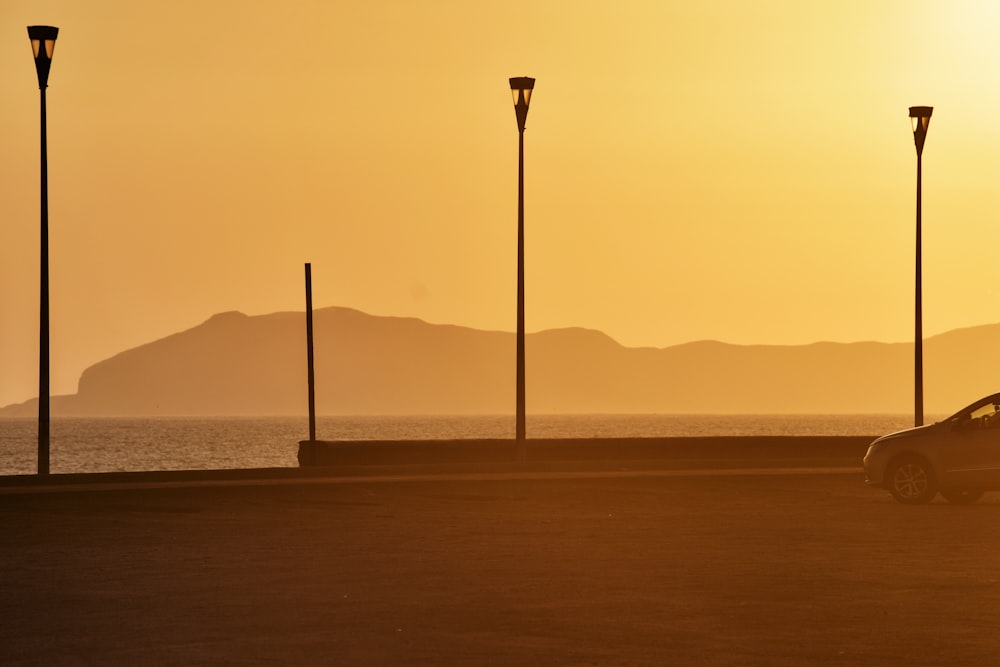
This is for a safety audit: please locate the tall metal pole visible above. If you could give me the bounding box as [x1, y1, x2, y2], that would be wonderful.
[510, 77, 533, 458]
[909, 106, 931, 428]
[305, 263, 316, 442]
[29, 25, 59, 476]
[29, 25, 57, 475]
[516, 127, 526, 451]
[38, 81, 50, 475]
[914, 151, 923, 428]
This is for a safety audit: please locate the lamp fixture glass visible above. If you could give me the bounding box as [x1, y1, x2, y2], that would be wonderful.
[510, 77, 534, 107]
[908, 106, 932, 154]
[509, 76, 535, 131]
[909, 109, 932, 132]
[27, 25, 59, 89]
[28, 25, 58, 59]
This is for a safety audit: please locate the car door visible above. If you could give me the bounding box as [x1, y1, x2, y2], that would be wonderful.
[942, 403, 1000, 488]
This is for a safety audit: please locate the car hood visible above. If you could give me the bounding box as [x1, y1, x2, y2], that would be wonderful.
[871, 423, 938, 445]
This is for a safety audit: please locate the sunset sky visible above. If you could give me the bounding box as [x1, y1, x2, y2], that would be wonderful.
[3, 1, 1000, 408]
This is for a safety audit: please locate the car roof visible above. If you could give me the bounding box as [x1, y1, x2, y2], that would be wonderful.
[950, 392, 1000, 419]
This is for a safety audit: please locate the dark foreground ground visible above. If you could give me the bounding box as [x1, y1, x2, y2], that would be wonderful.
[2, 467, 999, 666]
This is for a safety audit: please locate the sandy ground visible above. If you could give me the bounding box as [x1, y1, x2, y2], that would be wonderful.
[2, 468, 999, 666]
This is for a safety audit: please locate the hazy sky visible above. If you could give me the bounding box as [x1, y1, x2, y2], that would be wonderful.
[3, 1, 1000, 407]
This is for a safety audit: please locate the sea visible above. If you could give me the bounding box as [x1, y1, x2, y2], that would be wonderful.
[0, 414, 937, 477]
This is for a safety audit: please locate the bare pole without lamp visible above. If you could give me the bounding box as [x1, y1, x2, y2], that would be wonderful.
[305, 263, 316, 442]
[509, 76, 534, 459]
[909, 105, 932, 428]
[28, 25, 59, 475]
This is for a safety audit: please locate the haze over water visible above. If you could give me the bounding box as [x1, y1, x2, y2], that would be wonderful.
[1, 414, 932, 475]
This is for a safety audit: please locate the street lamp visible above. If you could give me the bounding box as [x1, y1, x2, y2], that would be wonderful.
[909, 105, 932, 428]
[28, 25, 59, 475]
[510, 76, 534, 456]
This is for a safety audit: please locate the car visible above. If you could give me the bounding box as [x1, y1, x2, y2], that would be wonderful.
[864, 392, 1000, 504]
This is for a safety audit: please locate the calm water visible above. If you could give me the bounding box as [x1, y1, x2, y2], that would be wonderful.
[0, 414, 934, 476]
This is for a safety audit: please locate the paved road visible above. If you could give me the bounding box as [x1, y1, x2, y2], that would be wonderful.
[0, 465, 859, 495]
[2, 469, 998, 666]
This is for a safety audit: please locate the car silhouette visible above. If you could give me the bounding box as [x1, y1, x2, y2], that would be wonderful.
[864, 392, 1000, 504]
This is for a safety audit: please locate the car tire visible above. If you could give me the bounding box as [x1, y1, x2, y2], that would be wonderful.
[886, 456, 937, 504]
[939, 488, 984, 505]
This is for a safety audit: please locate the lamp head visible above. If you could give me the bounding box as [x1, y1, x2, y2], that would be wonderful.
[509, 76, 535, 132]
[909, 106, 933, 155]
[27, 25, 59, 90]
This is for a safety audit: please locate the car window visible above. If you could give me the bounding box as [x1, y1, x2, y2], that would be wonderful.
[960, 401, 1000, 429]
[946, 394, 1000, 424]
[970, 403, 998, 420]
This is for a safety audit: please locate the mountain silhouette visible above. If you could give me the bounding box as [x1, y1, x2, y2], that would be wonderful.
[1, 306, 997, 416]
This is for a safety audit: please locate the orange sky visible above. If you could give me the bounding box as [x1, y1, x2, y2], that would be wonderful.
[3, 1, 1000, 408]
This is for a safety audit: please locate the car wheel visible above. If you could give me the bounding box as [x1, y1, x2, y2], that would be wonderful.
[887, 457, 937, 504]
[939, 488, 984, 505]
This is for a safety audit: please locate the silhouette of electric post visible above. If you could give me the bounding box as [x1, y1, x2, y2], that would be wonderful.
[304, 263, 316, 442]
[28, 25, 59, 476]
[909, 106, 932, 428]
[510, 76, 535, 460]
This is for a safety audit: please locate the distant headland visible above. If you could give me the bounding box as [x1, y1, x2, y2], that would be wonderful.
[2, 306, 997, 417]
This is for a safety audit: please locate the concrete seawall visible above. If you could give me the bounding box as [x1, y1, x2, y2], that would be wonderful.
[298, 435, 876, 468]
[0, 436, 875, 490]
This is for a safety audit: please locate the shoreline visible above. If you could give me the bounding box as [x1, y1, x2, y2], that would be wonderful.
[0, 435, 874, 490]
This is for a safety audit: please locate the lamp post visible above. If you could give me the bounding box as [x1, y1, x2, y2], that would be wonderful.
[28, 25, 59, 475]
[909, 105, 932, 428]
[510, 76, 534, 456]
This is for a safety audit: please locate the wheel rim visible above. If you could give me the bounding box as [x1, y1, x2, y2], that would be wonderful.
[893, 463, 929, 499]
